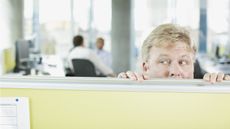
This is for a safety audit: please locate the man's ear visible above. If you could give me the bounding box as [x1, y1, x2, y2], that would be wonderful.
[142, 62, 149, 72]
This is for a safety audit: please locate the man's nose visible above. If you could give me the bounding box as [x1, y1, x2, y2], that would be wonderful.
[169, 62, 183, 77]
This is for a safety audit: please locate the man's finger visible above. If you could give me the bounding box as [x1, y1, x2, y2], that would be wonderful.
[203, 73, 210, 81]
[135, 72, 144, 82]
[126, 71, 137, 80]
[210, 73, 218, 84]
[143, 74, 149, 80]
[118, 72, 128, 78]
[217, 73, 225, 82]
[224, 75, 230, 80]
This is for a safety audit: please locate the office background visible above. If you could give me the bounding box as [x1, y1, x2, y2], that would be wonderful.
[1, 1, 230, 128]
[0, 0, 230, 76]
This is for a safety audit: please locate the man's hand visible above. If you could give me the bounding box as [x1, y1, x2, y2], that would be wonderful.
[118, 71, 230, 84]
[107, 73, 117, 77]
[117, 71, 149, 81]
[203, 73, 230, 84]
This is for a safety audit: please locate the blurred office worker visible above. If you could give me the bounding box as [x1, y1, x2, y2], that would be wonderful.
[67, 35, 114, 76]
[95, 37, 112, 68]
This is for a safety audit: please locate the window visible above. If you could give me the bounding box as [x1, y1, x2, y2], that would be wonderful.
[23, 0, 112, 58]
[207, 0, 230, 57]
[133, 0, 199, 57]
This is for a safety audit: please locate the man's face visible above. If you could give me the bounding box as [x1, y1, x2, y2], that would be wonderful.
[143, 41, 195, 79]
[96, 39, 104, 50]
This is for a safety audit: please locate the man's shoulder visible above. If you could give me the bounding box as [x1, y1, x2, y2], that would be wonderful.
[72, 47, 91, 51]
[101, 49, 111, 55]
[69, 47, 93, 56]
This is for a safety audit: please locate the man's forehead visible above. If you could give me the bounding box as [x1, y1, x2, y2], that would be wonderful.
[149, 47, 194, 58]
[151, 45, 192, 52]
[157, 54, 191, 58]
[151, 43, 193, 52]
[154, 41, 192, 50]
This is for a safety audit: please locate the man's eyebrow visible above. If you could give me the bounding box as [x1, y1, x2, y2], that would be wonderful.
[181, 55, 191, 58]
[158, 54, 170, 57]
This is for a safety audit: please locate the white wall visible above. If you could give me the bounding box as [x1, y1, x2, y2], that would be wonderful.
[0, 0, 23, 74]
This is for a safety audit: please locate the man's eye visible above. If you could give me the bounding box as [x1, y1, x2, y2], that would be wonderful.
[160, 60, 170, 65]
[179, 60, 188, 65]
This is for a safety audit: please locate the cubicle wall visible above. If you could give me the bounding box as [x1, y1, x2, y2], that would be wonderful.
[1, 77, 230, 129]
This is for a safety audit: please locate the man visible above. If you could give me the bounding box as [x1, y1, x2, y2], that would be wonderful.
[68, 35, 114, 77]
[118, 24, 230, 83]
[95, 37, 112, 68]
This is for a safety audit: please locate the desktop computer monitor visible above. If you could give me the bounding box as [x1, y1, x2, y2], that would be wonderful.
[14, 39, 31, 73]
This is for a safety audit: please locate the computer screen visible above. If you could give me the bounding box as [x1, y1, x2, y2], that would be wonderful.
[16, 40, 30, 61]
[14, 39, 31, 72]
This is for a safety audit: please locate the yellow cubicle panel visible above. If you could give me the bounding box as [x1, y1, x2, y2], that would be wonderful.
[1, 88, 230, 129]
[2, 48, 15, 73]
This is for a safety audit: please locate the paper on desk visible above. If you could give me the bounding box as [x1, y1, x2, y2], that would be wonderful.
[0, 97, 30, 129]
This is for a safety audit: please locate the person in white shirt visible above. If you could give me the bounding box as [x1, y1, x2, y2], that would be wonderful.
[68, 35, 114, 77]
[95, 37, 112, 68]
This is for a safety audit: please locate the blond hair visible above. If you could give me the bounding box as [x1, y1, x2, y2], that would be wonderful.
[96, 37, 104, 43]
[141, 24, 196, 62]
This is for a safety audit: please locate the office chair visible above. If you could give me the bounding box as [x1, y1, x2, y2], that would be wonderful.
[71, 59, 97, 77]
[194, 59, 205, 79]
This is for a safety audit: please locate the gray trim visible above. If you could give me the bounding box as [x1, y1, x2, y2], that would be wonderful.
[1, 76, 230, 93]
[198, 0, 207, 53]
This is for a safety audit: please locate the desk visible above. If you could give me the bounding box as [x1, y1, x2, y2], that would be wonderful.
[4, 55, 66, 76]
[39, 55, 65, 76]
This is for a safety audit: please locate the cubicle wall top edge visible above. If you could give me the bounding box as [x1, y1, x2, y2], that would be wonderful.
[0, 76, 230, 93]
